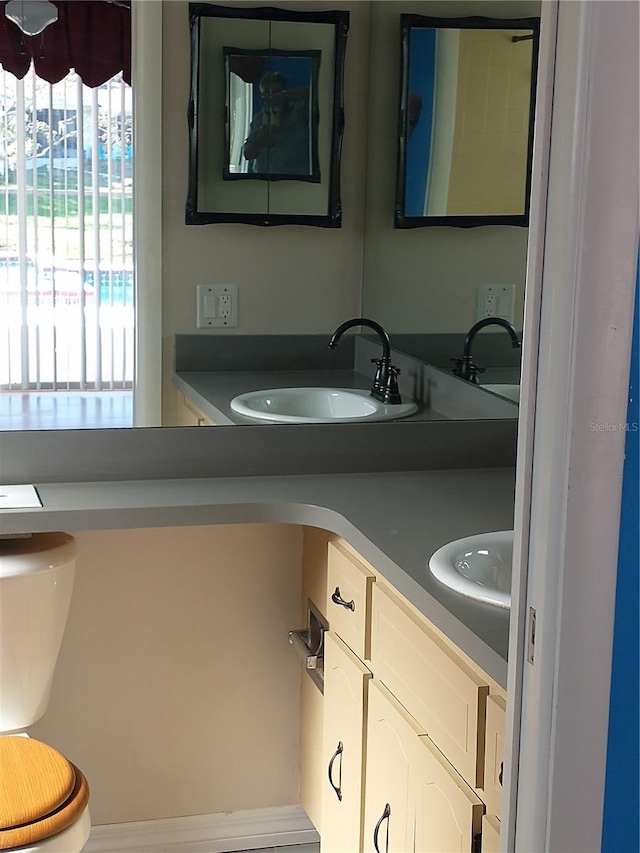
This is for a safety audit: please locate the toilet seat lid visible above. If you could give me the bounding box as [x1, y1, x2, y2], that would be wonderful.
[0, 737, 89, 850]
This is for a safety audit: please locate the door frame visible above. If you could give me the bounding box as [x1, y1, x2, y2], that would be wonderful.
[506, 1, 640, 850]
[132, 0, 163, 427]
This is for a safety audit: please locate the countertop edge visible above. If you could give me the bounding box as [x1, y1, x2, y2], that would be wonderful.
[0, 473, 511, 687]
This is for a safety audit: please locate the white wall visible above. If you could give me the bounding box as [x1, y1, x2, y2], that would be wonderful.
[30, 524, 303, 826]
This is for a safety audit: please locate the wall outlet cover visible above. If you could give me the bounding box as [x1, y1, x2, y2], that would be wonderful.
[476, 284, 516, 323]
[197, 284, 238, 328]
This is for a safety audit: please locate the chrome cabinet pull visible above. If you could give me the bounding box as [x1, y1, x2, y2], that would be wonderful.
[499, 761, 504, 786]
[327, 741, 343, 801]
[373, 803, 391, 853]
[331, 587, 355, 611]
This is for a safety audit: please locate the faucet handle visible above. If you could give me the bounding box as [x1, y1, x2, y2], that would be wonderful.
[451, 357, 485, 384]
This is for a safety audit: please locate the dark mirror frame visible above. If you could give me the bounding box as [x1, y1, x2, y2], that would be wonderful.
[185, 3, 349, 227]
[395, 15, 540, 230]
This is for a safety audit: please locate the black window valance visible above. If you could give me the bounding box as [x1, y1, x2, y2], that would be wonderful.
[0, 1, 131, 87]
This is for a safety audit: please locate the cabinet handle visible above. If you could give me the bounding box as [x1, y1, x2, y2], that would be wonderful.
[331, 587, 355, 611]
[499, 761, 504, 786]
[327, 741, 343, 801]
[373, 803, 391, 853]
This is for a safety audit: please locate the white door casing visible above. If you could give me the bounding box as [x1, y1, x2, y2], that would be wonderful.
[506, 2, 640, 851]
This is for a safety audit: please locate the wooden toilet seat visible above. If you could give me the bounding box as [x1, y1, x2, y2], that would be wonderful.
[0, 737, 89, 850]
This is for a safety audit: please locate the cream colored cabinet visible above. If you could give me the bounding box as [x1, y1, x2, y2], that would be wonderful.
[176, 392, 216, 426]
[321, 633, 372, 853]
[413, 732, 484, 852]
[363, 682, 421, 853]
[299, 529, 332, 832]
[365, 682, 484, 853]
[370, 583, 489, 790]
[326, 540, 375, 662]
[301, 536, 507, 853]
[483, 695, 506, 820]
[481, 815, 502, 853]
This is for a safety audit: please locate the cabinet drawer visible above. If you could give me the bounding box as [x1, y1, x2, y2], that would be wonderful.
[327, 541, 375, 661]
[483, 694, 506, 819]
[482, 814, 501, 853]
[371, 584, 489, 789]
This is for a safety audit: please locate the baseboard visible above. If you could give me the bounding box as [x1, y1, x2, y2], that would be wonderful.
[83, 805, 320, 853]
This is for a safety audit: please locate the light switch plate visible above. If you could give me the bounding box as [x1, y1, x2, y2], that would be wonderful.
[197, 284, 238, 328]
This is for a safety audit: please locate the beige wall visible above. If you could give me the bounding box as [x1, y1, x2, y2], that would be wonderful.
[31, 524, 303, 826]
[362, 0, 539, 333]
[161, 1, 371, 422]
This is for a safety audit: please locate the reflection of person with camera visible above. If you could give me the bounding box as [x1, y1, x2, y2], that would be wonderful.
[243, 71, 310, 176]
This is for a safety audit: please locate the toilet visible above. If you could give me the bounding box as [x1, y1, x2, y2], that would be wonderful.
[0, 533, 91, 852]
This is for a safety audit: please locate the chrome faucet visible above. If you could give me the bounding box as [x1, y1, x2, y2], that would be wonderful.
[328, 318, 403, 404]
[452, 318, 521, 384]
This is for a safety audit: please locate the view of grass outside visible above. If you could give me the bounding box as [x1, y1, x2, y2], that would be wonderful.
[0, 69, 134, 390]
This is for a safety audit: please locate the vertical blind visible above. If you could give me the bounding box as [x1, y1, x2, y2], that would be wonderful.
[0, 66, 133, 390]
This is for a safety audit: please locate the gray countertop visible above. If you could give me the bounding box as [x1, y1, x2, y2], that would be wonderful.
[0, 467, 514, 687]
[174, 370, 446, 425]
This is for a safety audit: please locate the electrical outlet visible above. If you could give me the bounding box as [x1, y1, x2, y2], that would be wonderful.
[477, 284, 515, 323]
[219, 294, 232, 320]
[196, 284, 237, 328]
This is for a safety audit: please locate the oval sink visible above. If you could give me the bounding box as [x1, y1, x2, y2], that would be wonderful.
[482, 384, 520, 404]
[428, 530, 513, 609]
[230, 387, 418, 424]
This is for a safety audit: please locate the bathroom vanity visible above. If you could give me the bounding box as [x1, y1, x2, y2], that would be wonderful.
[1, 458, 513, 850]
[298, 531, 506, 852]
[172, 333, 519, 427]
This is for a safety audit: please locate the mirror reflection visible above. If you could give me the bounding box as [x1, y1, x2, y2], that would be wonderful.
[225, 51, 321, 182]
[396, 15, 539, 227]
[186, 3, 347, 227]
[1, 0, 540, 433]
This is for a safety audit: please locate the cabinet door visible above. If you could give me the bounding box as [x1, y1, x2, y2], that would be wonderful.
[483, 695, 506, 819]
[413, 733, 484, 853]
[300, 670, 324, 831]
[321, 633, 372, 853]
[363, 682, 423, 853]
[481, 815, 501, 853]
[177, 392, 215, 425]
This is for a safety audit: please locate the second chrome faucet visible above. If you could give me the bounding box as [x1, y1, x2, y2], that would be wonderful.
[328, 318, 403, 404]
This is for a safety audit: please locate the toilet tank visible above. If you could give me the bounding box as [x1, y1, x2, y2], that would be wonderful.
[0, 533, 78, 733]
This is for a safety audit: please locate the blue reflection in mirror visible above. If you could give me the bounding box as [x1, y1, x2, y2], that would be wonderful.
[405, 27, 436, 217]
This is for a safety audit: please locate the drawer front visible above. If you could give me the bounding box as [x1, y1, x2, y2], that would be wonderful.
[371, 584, 489, 789]
[327, 541, 375, 661]
[482, 814, 502, 853]
[483, 694, 506, 818]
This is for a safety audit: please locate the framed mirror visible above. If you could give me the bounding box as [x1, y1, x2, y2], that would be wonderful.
[395, 15, 540, 229]
[185, 3, 349, 227]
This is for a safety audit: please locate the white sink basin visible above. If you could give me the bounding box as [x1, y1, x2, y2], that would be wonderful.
[482, 383, 520, 403]
[230, 387, 418, 424]
[428, 530, 514, 609]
